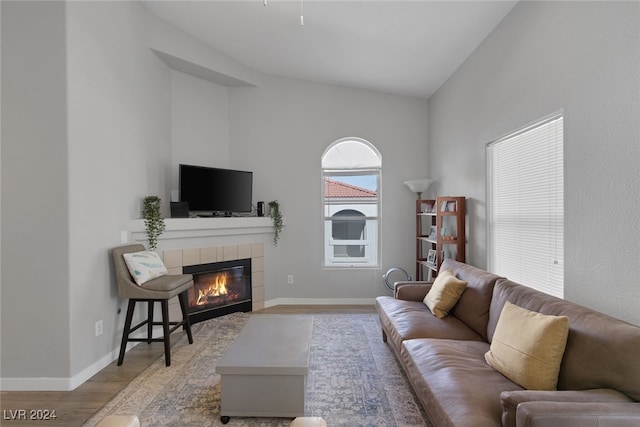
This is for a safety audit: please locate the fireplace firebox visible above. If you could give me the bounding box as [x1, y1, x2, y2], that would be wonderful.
[183, 258, 252, 324]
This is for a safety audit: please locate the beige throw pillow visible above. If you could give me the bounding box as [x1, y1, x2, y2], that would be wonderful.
[423, 269, 468, 318]
[485, 301, 569, 390]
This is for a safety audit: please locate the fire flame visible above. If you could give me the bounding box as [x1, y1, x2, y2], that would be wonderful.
[195, 272, 229, 305]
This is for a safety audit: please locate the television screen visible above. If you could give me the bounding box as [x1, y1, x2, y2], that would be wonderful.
[179, 164, 253, 214]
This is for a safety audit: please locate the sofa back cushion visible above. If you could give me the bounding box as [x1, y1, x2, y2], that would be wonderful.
[441, 259, 503, 341]
[488, 279, 640, 401]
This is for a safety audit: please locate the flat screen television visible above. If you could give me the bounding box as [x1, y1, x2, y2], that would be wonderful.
[179, 164, 253, 215]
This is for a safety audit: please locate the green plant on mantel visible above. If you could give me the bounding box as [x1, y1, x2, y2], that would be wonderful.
[268, 200, 283, 246]
[142, 196, 165, 251]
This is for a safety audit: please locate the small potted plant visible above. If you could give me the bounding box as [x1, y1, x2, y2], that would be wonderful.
[142, 196, 165, 251]
[268, 200, 283, 246]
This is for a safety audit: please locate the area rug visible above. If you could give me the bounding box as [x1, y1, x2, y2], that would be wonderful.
[84, 312, 430, 426]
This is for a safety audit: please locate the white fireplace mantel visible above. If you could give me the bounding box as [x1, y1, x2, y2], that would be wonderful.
[129, 217, 274, 241]
[128, 217, 273, 314]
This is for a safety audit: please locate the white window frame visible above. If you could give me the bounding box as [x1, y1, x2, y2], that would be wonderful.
[322, 138, 381, 268]
[324, 204, 378, 266]
[486, 113, 564, 298]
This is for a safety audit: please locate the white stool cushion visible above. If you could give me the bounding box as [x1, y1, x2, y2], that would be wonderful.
[290, 416, 327, 427]
[95, 415, 140, 427]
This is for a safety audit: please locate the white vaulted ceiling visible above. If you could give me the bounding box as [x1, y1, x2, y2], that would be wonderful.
[141, 1, 517, 99]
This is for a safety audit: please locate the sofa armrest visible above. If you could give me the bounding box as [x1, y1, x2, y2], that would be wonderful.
[516, 402, 640, 427]
[393, 281, 432, 301]
[501, 389, 633, 427]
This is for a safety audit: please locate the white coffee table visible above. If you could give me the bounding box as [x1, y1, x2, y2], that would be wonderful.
[216, 314, 313, 424]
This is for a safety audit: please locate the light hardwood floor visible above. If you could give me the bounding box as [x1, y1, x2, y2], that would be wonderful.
[0, 305, 376, 426]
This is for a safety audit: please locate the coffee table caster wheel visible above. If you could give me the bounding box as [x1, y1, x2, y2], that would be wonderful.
[221, 416, 230, 424]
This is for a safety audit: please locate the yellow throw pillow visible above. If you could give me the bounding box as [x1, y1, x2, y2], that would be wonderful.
[485, 301, 569, 390]
[423, 269, 468, 318]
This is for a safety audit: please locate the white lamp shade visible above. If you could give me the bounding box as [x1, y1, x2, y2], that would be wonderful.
[404, 179, 434, 194]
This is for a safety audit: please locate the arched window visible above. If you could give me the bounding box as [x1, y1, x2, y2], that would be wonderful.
[322, 138, 381, 268]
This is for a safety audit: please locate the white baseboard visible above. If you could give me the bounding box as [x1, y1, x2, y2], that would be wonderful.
[1, 301, 376, 391]
[264, 297, 376, 308]
[0, 349, 118, 391]
[0, 329, 156, 391]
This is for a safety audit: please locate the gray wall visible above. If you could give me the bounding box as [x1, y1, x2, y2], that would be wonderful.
[1, 0, 71, 381]
[65, 0, 172, 381]
[1, 1, 173, 387]
[229, 75, 429, 302]
[0, 1, 428, 388]
[428, 1, 640, 325]
[170, 70, 231, 179]
[3, 0, 637, 391]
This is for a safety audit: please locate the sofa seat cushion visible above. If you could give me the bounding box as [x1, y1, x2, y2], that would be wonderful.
[516, 402, 640, 427]
[401, 338, 523, 427]
[500, 389, 634, 427]
[376, 297, 484, 353]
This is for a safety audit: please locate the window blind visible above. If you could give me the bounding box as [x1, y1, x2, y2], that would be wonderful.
[487, 114, 564, 298]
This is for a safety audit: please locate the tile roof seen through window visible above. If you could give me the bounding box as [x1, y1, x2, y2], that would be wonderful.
[324, 178, 377, 198]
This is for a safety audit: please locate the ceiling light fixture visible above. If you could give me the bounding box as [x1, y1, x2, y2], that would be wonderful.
[262, 0, 304, 26]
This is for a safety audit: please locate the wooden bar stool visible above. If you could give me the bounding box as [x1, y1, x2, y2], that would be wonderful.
[112, 244, 194, 366]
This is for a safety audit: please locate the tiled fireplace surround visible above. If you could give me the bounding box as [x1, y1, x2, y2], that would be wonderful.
[129, 217, 272, 321]
[162, 242, 265, 315]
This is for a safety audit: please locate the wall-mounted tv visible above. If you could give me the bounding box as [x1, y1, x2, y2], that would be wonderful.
[179, 164, 253, 215]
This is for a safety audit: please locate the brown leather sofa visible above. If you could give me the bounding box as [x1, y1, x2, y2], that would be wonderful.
[375, 259, 640, 427]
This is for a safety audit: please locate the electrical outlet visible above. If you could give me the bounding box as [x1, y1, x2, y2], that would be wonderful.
[120, 231, 128, 244]
[95, 320, 103, 337]
[287, 275, 294, 285]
